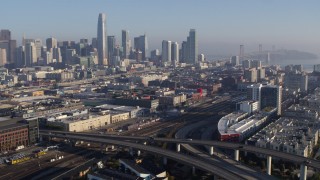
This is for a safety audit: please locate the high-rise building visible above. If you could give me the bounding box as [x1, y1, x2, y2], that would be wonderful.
[15, 46, 25, 68]
[242, 59, 251, 68]
[260, 85, 282, 115]
[181, 41, 188, 63]
[285, 64, 303, 73]
[0, 30, 11, 41]
[239, 45, 244, 61]
[107, 36, 116, 61]
[150, 49, 160, 61]
[97, 13, 108, 65]
[0, 29, 16, 64]
[257, 68, 266, 81]
[0, 48, 7, 66]
[251, 60, 262, 68]
[284, 72, 308, 92]
[230, 56, 239, 66]
[43, 51, 52, 65]
[25, 42, 37, 67]
[244, 68, 257, 82]
[66, 49, 76, 64]
[134, 34, 148, 60]
[122, 30, 131, 59]
[91, 38, 98, 49]
[34, 39, 42, 59]
[247, 84, 282, 115]
[41, 46, 47, 59]
[52, 47, 62, 63]
[46, 37, 57, 51]
[80, 39, 88, 44]
[187, 29, 197, 64]
[171, 42, 179, 65]
[162, 40, 171, 63]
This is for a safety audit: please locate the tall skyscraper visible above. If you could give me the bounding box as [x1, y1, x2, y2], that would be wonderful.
[0, 48, 7, 66]
[66, 49, 76, 64]
[52, 47, 62, 63]
[91, 38, 98, 49]
[15, 46, 26, 68]
[134, 34, 148, 60]
[162, 40, 171, 63]
[230, 56, 239, 66]
[181, 41, 188, 63]
[46, 37, 57, 51]
[171, 42, 179, 64]
[0, 29, 16, 64]
[244, 68, 257, 82]
[25, 42, 37, 67]
[122, 30, 131, 59]
[97, 13, 108, 66]
[239, 45, 244, 61]
[34, 39, 42, 59]
[188, 29, 197, 64]
[107, 36, 116, 61]
[0, 30, 11, 41]
[43, 51, 52, 65]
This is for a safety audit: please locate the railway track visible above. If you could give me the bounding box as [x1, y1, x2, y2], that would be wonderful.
[0, 149, 90, 180]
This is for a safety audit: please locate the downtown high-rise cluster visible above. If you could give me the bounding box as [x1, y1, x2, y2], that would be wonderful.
[0, 13, 199, 69]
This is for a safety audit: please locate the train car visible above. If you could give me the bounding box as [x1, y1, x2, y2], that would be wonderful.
[11, 156, 31, 165]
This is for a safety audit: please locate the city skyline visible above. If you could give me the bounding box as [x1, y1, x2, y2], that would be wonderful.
[0, 0, 320, 56]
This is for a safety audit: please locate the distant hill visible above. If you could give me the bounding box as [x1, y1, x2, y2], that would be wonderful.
[249, 49, 318, 60]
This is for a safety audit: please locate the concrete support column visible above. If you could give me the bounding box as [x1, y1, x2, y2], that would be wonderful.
[192, 166, 196, 176]
[163, 157, 167, 165]
[176, 143, 181, 152]
[234, 149, 239, 161]
[267, 156, 272, 175]
[244, 141, 248, 156]
[137, 150, 141, 156]
[300, 164, 307, 180]
[209, 146, 214, 156]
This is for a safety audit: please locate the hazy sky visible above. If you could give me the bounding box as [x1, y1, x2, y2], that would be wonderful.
[1, 0, 319, 56]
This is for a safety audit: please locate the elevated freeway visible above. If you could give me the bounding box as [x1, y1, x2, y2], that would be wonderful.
[43, 133, 244, 180]
[41, 130, 320, 180]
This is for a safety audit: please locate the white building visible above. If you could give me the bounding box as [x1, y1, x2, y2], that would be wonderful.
[237, 101, 259, 114]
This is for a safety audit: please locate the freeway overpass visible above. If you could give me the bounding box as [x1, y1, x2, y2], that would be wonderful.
[42, 133, 244, 180]
[42, 130, 319, 180]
